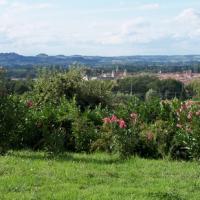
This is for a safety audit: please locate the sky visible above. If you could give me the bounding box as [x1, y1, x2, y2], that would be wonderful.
[0, 0, 200, 56]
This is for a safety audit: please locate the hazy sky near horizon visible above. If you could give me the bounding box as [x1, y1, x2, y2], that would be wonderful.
[0, 0, 200, 56]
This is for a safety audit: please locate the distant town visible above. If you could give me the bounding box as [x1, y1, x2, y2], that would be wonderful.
[84, 68, 200, 84]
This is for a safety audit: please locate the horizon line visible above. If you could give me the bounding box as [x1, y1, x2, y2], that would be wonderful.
[1, 52, 200, 57]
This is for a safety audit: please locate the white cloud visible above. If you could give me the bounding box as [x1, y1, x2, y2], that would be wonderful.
[0, 2, 199, 55]
[175, 8, 200, 23]
[0, 0, 7, 6]
[93, 7, 200, 48]
[171, 8, 200, 39]
[95, 17, 166, 45]
[0, 1, 56, 53]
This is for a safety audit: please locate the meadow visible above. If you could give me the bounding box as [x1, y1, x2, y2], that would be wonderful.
[1, 151, 200, 200]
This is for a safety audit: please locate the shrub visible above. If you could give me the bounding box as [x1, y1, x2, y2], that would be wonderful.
[137, 129, 159, 158]
[171, 101, 200, 159]
[31, 68, 83, 105]
[139, 99, 161, 123]
[101, 113, 140, 158]
[0, 96, 27, 154]
[22, 97, 79, 153]
[91, 126, 114, 153]
[1, 68, 200, 161]
[43, 127, 66, 154]
[72, 115, 98, 152]
[78, 80, 115, 109]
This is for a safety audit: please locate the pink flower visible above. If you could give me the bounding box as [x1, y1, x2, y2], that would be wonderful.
[176, 124, 182, 129]
[118, 119, 127, 129]
[130, 112, 138, 123]
[196, 110, 200, 116]
[103, 117, 111, 124]
[146, 132, 154, 141]
[176, 109, 180, 116]
[110, 115, 118, 122]
[185, 101, 193, 108]
[187, 112, 193, 120]
[186, 127, 192, 133]
[182, 103, 187, 110]
[27, 100, 33, 108]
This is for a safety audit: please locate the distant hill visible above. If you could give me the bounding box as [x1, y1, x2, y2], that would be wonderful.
[1, 53, 200, 67]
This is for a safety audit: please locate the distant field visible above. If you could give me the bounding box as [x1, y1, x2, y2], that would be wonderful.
[0, 151, 200, 200]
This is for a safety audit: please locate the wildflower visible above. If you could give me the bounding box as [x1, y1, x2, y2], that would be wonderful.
[118, 119, 127, 129]
[110, 115, 118, 123]
[27, 100, 33, 108]
[130, 112, 138, 124]
[161, 100, 170, 105]
[180, 103, 187, 112]
[146, 132, 154, 141]
[195, 110, 200, 116]
[186, 127, 192, 133]
[103, 117, 111, 124]
[176, 109, 180, 116]
[176, 124, 182, 129]
[185, 100, 193, 108]
[187, 112, 193, 120]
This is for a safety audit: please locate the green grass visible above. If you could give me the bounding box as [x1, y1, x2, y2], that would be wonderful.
[0, 151, 200, 200]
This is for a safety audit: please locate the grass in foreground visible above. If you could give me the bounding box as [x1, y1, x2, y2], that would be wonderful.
[0, 151, 200, 200]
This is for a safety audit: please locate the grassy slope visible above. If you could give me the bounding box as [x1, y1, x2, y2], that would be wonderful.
[0, 151, 200, 200]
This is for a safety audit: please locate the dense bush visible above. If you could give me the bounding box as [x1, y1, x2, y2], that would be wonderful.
[2, 68, 200, 161]
[22, 97, 79, 153]
[0, 96, 27, 154]
[172, 101, 200, 159]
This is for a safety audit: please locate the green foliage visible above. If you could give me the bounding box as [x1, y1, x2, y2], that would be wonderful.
[2, 68, 200, 160]
[78, 80, 114, 108]
[171, 101, 200, 159]
[100, 114, 141, 158]
[145, 88, 160, 101]
[137, 128, 160, 159]
[5, 79, 33, 95]
[188, 80, 200, 99]
[32, 68, 83, 105]
[115, 76, 187, 100]
[139, 99, 161, 123]
[72, 106, 109, 152]
[0, 96, 27, 154]
[157, 79, 186, 100]
[115, 75, 159, 99]
[72, 114, 97, 152]
[32, 68, 114, 109]
[23, 97, 79, 153]
[114, 126, 140, 159]
[0, 69, 7, 96]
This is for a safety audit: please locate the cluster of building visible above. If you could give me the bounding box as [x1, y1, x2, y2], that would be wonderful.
[157, 70, 200, 84]
[83, 68, 127, 81]
[84, 69, 200, 84]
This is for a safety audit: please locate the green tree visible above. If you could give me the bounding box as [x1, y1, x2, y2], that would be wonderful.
[157, 79, 186, 100]
[188, 80, 200, 99]
[114, 75, 159, 99]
